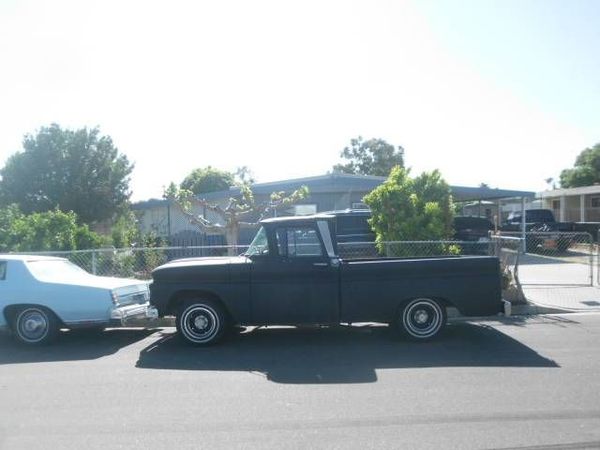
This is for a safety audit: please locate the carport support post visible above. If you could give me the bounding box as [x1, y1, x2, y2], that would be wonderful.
[521, 197, 527, 254]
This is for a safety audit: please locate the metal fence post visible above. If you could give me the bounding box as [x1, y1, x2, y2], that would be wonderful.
[91, 250, 97, 275]
[589, 233, 594, 287]
[597, 229, 600, 287]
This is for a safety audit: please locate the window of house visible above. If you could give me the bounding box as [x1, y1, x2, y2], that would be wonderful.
[552, 199, 561, 210]
[351, 202, 369, 210]
[591, 197, 600, 208]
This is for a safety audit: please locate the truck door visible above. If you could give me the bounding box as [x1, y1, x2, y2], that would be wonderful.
[250, 224, 339, 325]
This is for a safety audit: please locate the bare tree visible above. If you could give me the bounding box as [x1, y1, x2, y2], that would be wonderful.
[165, 183, 309, 255]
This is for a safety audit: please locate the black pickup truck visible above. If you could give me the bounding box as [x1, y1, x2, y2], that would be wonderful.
[501, 209, 574, 252]
[150, 215, 507, 345]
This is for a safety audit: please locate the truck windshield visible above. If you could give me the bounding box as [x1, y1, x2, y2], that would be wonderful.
[245, 226, 269, 256]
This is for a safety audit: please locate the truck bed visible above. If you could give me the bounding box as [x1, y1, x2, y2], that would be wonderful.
[339, 255, 502, 322]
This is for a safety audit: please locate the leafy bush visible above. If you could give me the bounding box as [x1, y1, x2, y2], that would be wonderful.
[0, 206, 106, 252]
[364, 166, 454, 256]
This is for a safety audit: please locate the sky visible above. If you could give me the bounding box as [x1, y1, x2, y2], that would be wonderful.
[0, 0, 598, 201]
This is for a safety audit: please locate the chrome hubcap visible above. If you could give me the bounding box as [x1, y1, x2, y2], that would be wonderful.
[414, 310, 429, 324]
[194, 315, 209, 330]
[24, 317, 45, 332]
[402, 299, 444, 339]
[180, 304, 220, 343]
[17, 309, 49, 342]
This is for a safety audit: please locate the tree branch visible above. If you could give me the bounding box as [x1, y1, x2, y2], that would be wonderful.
[172, 201, 224, 233]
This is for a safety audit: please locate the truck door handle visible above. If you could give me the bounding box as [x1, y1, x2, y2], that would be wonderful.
[313, 262, 329, 267]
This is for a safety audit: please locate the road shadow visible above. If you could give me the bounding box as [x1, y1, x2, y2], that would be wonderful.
[0, 328, 158, 365]
[136, 323, 558, 384]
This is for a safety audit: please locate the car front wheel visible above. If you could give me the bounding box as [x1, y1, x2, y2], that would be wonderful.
[176, 299, 228, 346]
[12, 306, 60, 345]
[395, 298, 447, 341]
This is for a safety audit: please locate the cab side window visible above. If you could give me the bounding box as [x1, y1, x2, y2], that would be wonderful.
[0, 261, 6, 280]
[276, 227, 323, 257]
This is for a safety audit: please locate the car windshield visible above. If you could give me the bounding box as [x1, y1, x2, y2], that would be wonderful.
[27, 259, 90, 281]
[245, 226, 269, 256]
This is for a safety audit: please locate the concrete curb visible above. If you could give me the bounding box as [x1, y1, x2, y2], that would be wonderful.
[511, 303, 570, 315]
[519, 301, 600, 314]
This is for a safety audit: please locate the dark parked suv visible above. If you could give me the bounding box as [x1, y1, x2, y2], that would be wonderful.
[317, 210, 495, 257]
[317, 209, 377, 258]
[453, 216, 494, 255]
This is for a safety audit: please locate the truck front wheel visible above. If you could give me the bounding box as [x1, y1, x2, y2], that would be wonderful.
[176, 299, 228, 346]
[395, 298, 447, 341]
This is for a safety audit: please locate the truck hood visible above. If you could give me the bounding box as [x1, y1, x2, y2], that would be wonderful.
[152, 256, 249, 283]
[154, 256, 249, 271]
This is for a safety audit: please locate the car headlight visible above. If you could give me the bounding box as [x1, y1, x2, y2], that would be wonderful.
[111, 290, 119, 305]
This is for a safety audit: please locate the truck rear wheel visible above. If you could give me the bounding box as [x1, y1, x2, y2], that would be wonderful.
[395, 298, 446, 341]
[176, 299, 228, 346]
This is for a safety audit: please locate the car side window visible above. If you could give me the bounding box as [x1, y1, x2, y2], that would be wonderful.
[276, 227, 323, 257]
[0, 261, 6, 280]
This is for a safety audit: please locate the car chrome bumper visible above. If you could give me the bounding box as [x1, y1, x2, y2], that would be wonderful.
[110, 303, 159, 325]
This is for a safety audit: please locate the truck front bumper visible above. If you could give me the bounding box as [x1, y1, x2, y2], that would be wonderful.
[110, 303, 159, 326]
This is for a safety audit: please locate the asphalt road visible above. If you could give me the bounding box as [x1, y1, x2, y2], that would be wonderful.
[2, 314, 600, 449]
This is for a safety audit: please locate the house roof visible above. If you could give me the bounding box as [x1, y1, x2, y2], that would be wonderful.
[200, 173, 387, 199]
[131, 173, 535, 209]
[450, 185, 534, 202]
[537, 185, 600, 198]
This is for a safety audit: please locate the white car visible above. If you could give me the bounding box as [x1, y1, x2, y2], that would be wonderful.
[0, 255, 158, 345]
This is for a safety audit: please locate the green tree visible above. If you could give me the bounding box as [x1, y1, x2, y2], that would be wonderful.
[234, 166, 256, 185]
[0, 124, 133, 224]
[0, 206, 105, 252]
[363, 166, 454, 255]
[560, 143, 600, 188]
[110, 211, 142, 249]
[180, 166, 235, 194]
[333, 136, 404, 176]
[165, 184, 309, 255]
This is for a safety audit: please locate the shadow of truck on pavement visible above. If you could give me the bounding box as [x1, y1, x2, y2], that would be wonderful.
[135, 323, 558, 384]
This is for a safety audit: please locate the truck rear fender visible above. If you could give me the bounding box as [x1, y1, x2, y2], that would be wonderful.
[394, 296, 454, 319]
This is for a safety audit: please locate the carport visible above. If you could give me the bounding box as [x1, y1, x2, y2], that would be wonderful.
[451, 185, 536, 248]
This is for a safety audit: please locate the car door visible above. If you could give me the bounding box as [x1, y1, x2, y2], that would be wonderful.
[250, 224, 339, 325]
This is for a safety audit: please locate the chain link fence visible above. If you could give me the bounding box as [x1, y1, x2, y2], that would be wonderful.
[498, 232, 594, 287]
[21, 237, 525, 304]
[19, 245, 250, 280]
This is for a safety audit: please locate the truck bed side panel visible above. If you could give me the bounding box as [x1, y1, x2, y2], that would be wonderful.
[339, 256, 502, 322]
